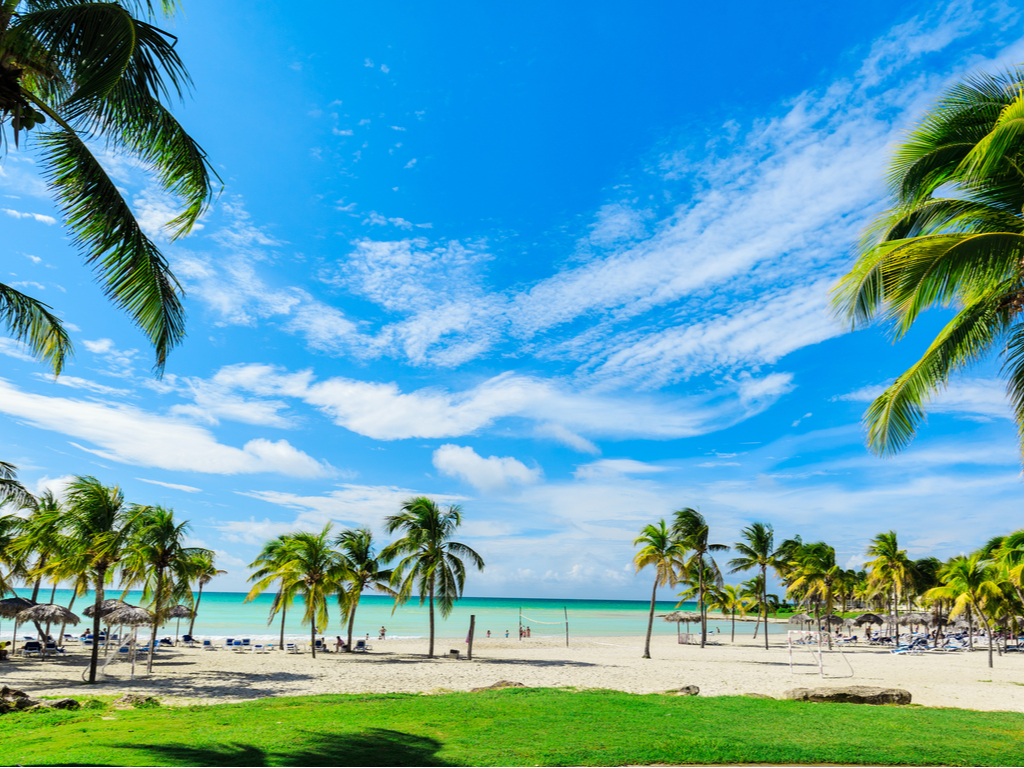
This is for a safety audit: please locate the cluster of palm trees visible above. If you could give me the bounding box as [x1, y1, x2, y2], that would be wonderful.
[0, 474, 222, 682]
[245, 496, 484, 659]
[634, 511, 1024, 668]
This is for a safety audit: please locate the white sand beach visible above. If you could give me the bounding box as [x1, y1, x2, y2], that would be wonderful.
[4, 634, 1023, 713]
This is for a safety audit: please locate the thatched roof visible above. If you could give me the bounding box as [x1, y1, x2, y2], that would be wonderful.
[0, 596, 36, 619]
[900, 612, 932, 626]
[663, 611, 703, 623]
[104, 606, 154, 627]
[17, 603, 80, 626]
[83, 599, 129, 618]
[167, 605, 193, 619]
[853, 612, 883, 625]
[787, 612, 813, 623]
[820, 615, 844, 626]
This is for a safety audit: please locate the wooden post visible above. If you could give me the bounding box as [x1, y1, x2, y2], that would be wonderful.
[564, 606, 569, 648]
[519, 607, 522, 641]
[467, 614, 476, 661]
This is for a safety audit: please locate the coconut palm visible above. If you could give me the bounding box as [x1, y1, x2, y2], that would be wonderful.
[336, 527, 395, 652]
[672, 507, 728, 648]
[706, 584, 748, 643]
[11, 490, 62, 602]
[246, 525, 348, 658]
[728, 522, 780, 650]
[121, 506, 211, 672]
[833, 68, 1024, 458]
[0, 461, 35, 509]
[0, 513, 23, 596]
[59, 476, 140, 683]
[0, 0, 217, 373]
[632, 519, 686, 659]
[186, 551, 225, 637]
[787, 542, 841, 647]
[865, 531, 916, 644]
[739, 574, 779, 640]
[926, 554, 1003, 668]
[245, 534, 297, 650]
[383, 497, 485, 658]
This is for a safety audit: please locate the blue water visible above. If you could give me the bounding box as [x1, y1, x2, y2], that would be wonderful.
[4, 590, 783, 643]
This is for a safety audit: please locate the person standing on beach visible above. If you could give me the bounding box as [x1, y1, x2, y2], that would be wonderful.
[379, 626, 386, 640]
[505, 630, 509, 638]
[487, 630, 491, 638]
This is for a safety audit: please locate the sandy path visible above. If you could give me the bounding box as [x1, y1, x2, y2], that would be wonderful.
[3, 635, 1022, 712]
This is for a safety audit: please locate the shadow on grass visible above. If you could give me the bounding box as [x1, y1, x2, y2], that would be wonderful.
[111, 729, 451, 767]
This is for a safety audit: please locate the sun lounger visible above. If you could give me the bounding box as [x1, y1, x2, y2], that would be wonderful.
[353, 639, 371, 653]
[286, 643, 299, 653]
[448, 649, 460, 660]
[202, 640, 217, 651]
[21, 641, 42, 658]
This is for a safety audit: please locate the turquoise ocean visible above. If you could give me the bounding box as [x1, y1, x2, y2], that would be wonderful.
[6, 590, 783, 643]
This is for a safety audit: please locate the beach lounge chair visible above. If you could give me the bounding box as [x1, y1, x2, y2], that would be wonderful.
[182, 634, 196, 647]
[241, 638, 251, 649]
[448, 649, 460, 660]
[202, 640, 216, 651]
[353, 639, 370, 653]
[21, 641, 42, 658]
[286, 643, 299, 653]
[224, 637, 234, 648]
[231, 640, 244, 652]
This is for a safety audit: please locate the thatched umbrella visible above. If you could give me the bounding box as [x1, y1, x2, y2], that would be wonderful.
[821, 614, 844, 627]
[167, 605, 192, 644]
[104, 606, 154, 680]
[787, 612, 813, 629]
[853, 612, 883, 626]
[1, 596, 37, 648]
[664, 611, 703, 642]
[83, 598, 129, 619]
[17, 604, 80, 660]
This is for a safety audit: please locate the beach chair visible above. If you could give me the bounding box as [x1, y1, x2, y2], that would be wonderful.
[21, 641, 42, 658]
[286, 643, 299, 653]
[241, 638, 251, 649]
[448, 649, 460, 660]
[202, 640, 216, 651]
[224, 637, 234, 649]
[353, 639, 369, 653]
[231, 640, 244, 652]
[182, 634, 196, 647]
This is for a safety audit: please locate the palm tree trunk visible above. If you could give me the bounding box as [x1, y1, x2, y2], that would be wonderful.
[188, 582, 204, 637]
[731, 612, 735, 643]
[973, 600, 994, 668]
[346, 590, 360, 652]
[428, 583, 436, 658]
[148, 567, 164, 673]
[967, 604, 974, 651]
[58, 590, 76, 647]
[279, 605, 286, 650]
[643, 577, 657, 659]
[311, 614, 317, 659]
[49, 582, 57, 603]
[762, 565, 769, 650]
[88, 569, 105, 684]
[893, 586, 899, 646]
[698, 562, 706, 648]
[753, 609, 761, 639]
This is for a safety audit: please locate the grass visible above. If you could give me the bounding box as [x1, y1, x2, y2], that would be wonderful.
[2, 688, 1023, 766]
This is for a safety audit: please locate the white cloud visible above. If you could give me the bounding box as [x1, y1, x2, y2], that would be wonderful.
[573, 459, 669, 480]
[380, 64, 390, 73]
[333, 128, 354, 136]
[432, 444, 542, 492]
[33, 374, 131, 397]
[0, 378, 331, 477]
[2, 208, 56, 225]
[136, 478, 202, 493]
[838, 377, 1012, 422]
[0, 337, 37, 363]
[404, 158, 417, 169]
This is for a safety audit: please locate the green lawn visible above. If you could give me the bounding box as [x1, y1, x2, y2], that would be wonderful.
[2, 688, 1022, 766]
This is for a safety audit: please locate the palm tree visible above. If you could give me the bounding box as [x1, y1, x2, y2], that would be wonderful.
[739, 575, 779, 640]
[787, 542, 841, 647]
[60, 476, 140, 683]
[0, 513, 23, 596]
[0, 461, 35, 509]
[672, 507, 728, 648]
[11, 490, 62, 603]
[246, 534, 297, 650]
[0, 0, 216, 373]
[706, 584, 748, 643]
[632, 519, 685, 659]
[336, 527, 395, 652]
[383, 497, 485, 658]
[728, 522, 779, 650]
[246, 525, 348, 658]
[186, 552, 225, 638]
[121, 506, 211, 672]
[865, 531, 916, 644]
[833, 68, 1024, 458]
[926, 554, 1003, 668]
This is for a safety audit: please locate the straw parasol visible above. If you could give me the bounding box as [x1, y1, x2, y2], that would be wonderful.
[853, 612, 883, 626]
[787, 612, 813, 625]
[664, 611, 703, 642]
[16, 604, 80, 660]
[0, 596, 37, 648]
[820, 614, 844, 627]
[83, 598, 129, 619]
[167, 605, 192, 643]
[104, 606, 154, 680]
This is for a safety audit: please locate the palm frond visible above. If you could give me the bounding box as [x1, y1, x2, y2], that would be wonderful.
[0, 282, 73, 374]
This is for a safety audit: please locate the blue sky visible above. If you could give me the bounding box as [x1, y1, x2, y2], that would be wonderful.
[3, 0, 1023, 598]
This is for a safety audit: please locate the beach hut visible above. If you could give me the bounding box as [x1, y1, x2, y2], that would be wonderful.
[16, 604, 80, 659]
[168, 605, 193, 644]
[104, 606, 154, 680]
[663, 611, 703, 643]
[0, 596, 37, 649]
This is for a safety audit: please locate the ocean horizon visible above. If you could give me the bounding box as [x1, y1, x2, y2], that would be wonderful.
[2, 590, 784, 643]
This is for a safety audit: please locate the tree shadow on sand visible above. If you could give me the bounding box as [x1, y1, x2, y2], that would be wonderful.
[109, 729, 452, 767]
